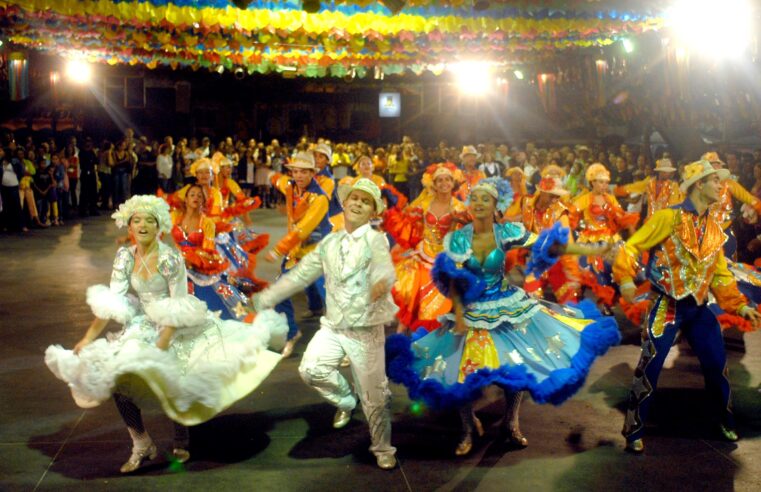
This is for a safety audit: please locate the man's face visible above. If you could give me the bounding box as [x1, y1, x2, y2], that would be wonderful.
[291, 168, 314, 190]
[463, 154, 477, 169]
[537, 191, 559, 209]
[343, 190, 376, 227]
[699, 174, 722, 204]
[314, 152, 329, 170]
[592, 179, 609, 194]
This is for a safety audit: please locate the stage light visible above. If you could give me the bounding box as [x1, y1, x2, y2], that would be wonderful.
[513, 69, 524, 80]
[0, 40, 3, 47]
[65, 60, 92, 84]
[666, 0, 753, 58]
[216, 65, 225, 74]
[622, 38, 634, 54]
[450, 61, 492, 96]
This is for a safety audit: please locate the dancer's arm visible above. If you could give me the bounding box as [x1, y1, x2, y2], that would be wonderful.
[254, 243, 325, 310]
[369, 232, 395, 302]
[73, 317, 109, 353]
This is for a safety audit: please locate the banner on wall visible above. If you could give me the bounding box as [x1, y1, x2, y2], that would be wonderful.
[379, 92, 401, 118]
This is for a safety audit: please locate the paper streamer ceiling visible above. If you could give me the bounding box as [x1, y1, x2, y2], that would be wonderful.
[0, 0, 666, 77]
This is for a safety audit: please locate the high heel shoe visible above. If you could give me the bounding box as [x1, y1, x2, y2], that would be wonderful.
[505, 427, 528, 448]
[120, 443, 157, 473]
[455, 434, 473, 456]
[281, 331, 303, 359]
[172, 448, 191, 463]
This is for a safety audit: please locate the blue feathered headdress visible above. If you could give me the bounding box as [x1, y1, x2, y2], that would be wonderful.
[466, 177, 514, 215]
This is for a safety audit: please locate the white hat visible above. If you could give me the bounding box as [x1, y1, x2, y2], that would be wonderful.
[112, 195, 172, 235]
[680, 160, 730, 192]
[314, 143, 333, 161]
[338, 178, 385, 214]
[536, 177, 569, 196]
[286, 151, 317, 170]
[460, 145, 480, 160]
[653, 158, 676, 173]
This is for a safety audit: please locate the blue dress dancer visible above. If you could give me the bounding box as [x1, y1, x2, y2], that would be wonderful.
[386, 178, 620, 456]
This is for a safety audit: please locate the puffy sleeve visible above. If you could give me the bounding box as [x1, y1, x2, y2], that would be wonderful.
[143, 245, 207, 328]
[254, 238, 326, 310]
[86, 246, 138, 324]
[442, 228, 472, 263]
[496, 222, 536, 250]
[433, 229, 485, 304]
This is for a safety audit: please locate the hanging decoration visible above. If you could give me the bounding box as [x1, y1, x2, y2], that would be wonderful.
[0, 0, 666, 78]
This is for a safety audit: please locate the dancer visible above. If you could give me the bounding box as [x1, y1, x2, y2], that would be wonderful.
[171, 184, 253, 321]
[386, 178, 620, 456]
[455, 146, 486, 201]
[253, 179, 398, 470]
[614, 158, 683, 220]
[615, 160, 761, 453]
[572, 163, 639, 308]
[702, 152, 761, 257]
[266, 151, 333, 357]
[386, 162, 468, 333]
[45, 195, 287, 473]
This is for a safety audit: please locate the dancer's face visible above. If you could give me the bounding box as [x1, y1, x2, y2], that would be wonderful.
[185, 186, 204, 211]
[220, 166, 232, 179]
[129, 212, 159, 246]
[698, 174, 722, 204]
[591, 179, 609, 194]
[196, 168, 212, 186]
[469, 190, 496, 220]
[434, 175, 454, 194]
[291, 168, 314, 190]
[357, 156, 373, 177]
[343, 190, 376, 227]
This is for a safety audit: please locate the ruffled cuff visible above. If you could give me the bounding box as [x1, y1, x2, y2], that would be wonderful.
[431, 254, 486, 305]
[143, 295, 208, 328]
[86, 285, 137, 324]
[526, 222, 569, 278]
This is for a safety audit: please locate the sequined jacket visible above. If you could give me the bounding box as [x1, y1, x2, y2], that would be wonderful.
[615, 177, 684, 219]
[710, 178, 761, 229]
[612, 199, 748, 313]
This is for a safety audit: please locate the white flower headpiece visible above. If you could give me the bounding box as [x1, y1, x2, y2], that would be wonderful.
[111, 195, 172, 235]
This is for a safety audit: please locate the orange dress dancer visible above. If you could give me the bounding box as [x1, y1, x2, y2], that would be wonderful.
[387, 163, 468, 332]
[702, 152, 761, 257]
[614, 158, 683, 220]
[573, 163, 639, 305]
[521, 177, 586, 304]
[455, 146, 486, 202]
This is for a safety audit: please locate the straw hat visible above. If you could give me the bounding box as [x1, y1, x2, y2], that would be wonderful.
[286, 151, 317, 170]
[585, 163, 610, 182]
[211, 151, 232, 168]
[189, 157, 218, 176]
[701, 151, 725, 166]
[536, 177, 569, 196]
[460, 145, 480, 160]
[653, 158, 676, 173]
[314, 143, 333, 161]
[540, 164, 567, 179]
[680, 160, 730, 192]
[338, 178, 385, 213]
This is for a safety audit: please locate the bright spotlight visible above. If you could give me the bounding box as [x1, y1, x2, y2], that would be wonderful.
[666, 0, 753, 58]
[622, 38, 634, 54]
[450, 61, 492, 96]
[65, 60, 93, 84]
[513, 69, 524, 80]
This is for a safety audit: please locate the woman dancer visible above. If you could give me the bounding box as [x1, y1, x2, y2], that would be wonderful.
[45, 195, 287, 473]
[386, 162, 468, 333]
[386, 179, 620, 456]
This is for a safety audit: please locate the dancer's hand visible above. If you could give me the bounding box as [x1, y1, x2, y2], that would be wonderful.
[620, 283, 637, 304]
[264, 250, 279, 263]
[156, 338, 170, 351]
[741, 306, 761, 328]
[370, 281, 388, 302]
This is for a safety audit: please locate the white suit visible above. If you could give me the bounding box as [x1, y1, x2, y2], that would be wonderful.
[254, 223, 397, 458]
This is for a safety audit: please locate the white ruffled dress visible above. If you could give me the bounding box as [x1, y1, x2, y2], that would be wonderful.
[45, 242, 288, 426]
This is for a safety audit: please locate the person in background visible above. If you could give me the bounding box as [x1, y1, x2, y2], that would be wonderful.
[78, 138, 99, 216]
[156, 143, 174, 193]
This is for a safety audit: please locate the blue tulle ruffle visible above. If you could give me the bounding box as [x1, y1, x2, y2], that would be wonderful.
[431, 254, 486, 305]
[525, 221, 569, 277]
[385, 300, 620, 409]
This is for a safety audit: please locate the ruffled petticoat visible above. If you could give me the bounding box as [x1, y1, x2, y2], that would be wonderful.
[46, 304, 287, 426]
[386, 287, 620, 409]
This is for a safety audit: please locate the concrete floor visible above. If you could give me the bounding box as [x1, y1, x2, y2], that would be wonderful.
[3, 209, 761, 491]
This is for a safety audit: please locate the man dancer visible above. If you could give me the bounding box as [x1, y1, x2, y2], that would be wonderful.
[254, 179, 398, 469]
[266, 151, 332, 357]
[614, 160, 761, 453]
[314, 142, 344, 232]
[614, 158, 683, 220]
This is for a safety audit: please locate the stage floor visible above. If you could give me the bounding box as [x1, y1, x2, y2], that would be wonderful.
[3, 209, 761, 491]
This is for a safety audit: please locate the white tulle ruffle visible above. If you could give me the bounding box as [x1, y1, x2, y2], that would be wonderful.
[86, 285, 138, 324]
[143, 295, 208, 328]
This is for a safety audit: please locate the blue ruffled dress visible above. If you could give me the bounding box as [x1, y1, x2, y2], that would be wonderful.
[386, 222, 620, 409]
